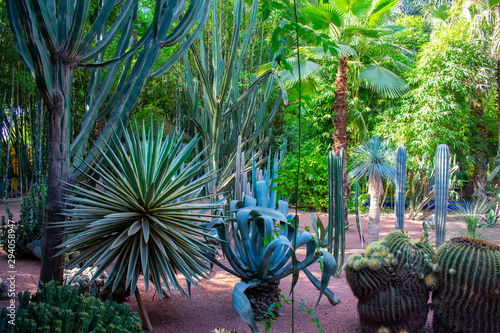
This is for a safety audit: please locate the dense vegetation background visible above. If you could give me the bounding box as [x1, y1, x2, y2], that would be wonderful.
[1, 0, 498, 213]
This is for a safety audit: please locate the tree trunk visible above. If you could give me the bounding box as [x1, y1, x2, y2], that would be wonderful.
[368, 192, 380, 244]
[333, 57, 350, 224]
[39, 63, 72, 283]
[471, 93, 489, 198]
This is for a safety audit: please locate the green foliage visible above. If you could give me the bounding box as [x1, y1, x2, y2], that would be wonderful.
[277, 138, 330, 211]
[345, 230, 436, 333]
[56, 122, 221, 299]
[0, 180, 46, 259]
[260, 296, 323, 333]
[0, 281, 141, 332]
[433, 237, 500, 333]
[377, 18, 496, 164]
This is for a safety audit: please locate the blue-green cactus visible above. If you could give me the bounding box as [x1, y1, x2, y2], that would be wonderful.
[395, 146, 407, 229]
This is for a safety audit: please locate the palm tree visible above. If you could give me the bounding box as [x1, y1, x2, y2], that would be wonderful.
[349, 136, 395, 244]
[300, 0, 406, 208]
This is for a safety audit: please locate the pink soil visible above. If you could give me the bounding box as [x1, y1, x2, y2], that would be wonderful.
[1, 201, 499, 333]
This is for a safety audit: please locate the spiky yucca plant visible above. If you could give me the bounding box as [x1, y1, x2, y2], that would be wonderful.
[55, 122, 220, 330]
[349, 137, 396, 243]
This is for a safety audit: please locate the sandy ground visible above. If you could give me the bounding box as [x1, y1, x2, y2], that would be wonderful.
[0, 200, 499, 333]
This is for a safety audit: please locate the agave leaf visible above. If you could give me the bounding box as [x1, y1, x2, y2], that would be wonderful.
[233, 281, 260, 333]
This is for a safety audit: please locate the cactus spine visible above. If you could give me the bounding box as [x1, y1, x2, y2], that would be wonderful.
[395, 146, 407, 229]
[345, 230, 436, 333]
[432, 237, 500, 333]
[329, 149, 346, 276]
[434, 144, 450, 247]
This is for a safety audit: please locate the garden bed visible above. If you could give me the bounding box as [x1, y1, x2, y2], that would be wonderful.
[1, 201, 499, 332]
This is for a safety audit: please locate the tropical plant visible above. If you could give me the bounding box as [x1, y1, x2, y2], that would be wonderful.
[207, 152, 338, 333]
[183, 0, 287, 194]
[7, 0, 211, 283]
[349, 136, 395, 243]
[449, 198, 494, 239]
[297, 0, 408, 211]
[395, 146, 407, 229]
[434, 144, 451, 247]
[377, 12, 496, 193]
[54, 122, 221, 331]
[0, 281, 142, 332]
[432, 237, 500, 333]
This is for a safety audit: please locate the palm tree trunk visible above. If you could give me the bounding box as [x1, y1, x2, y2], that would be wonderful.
[368, 192, 380, 244]
[333, 57, 350, 223]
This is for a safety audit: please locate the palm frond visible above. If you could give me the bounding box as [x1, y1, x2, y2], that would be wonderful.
[348, 136, 396, 184]
[335, 0, 372, 16]
[367, 0, 400, 27]
[359, 65, 409, 98]
[302, 4, 344, 30]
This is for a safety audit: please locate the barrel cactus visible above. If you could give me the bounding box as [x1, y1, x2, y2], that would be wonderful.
[432, 237, 500, 333]
[345, 230, 436, 333]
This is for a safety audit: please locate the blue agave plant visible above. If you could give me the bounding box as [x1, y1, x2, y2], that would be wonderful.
[207, 151, 338, 333]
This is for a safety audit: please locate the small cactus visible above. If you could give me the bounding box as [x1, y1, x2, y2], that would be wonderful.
[432, 237, 500, 333]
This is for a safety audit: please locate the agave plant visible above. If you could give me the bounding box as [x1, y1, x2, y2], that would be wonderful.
[207, 153, 338, 333]
[55, 122, 221, 330]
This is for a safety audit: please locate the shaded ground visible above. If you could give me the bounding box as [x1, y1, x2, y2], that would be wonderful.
[1, 201, 499, 332]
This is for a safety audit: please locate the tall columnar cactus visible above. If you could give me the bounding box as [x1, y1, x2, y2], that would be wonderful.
[432, 237, 500, 333]
[328, 149, 346, 276]
[345, 230, 436, 333]
[354, 182, 364, 244]
[434, 144, 451, 247]
[395, 146, 407, 229]
[184, 0, 287, 194]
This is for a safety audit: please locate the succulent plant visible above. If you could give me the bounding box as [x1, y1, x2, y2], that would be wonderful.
[395, 146, 407, 229]
[207, 151, 337, 333]
[345, 230, 436, 333]
[1, 281, 141, 332]
[63, 267, 108, 294]
[432, 237, 500, 333]
[54, 122, 221, 330]
[434, 144, 451, 247]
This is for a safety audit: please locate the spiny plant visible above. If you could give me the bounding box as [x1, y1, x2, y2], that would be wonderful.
[208, 151, 338, 333]
[0, 281, 142, 332]
[432, 237, 500, 333]
[345, 230, 436, 333]
[55, 122, 221, 331]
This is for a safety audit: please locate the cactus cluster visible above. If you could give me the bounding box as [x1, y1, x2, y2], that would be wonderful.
[345, 230, 436, 333]
[0, 281, 141, 332]
[432, 237, 500, 333]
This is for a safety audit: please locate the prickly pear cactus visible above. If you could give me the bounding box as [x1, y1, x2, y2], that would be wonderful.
[432, 237, 500, 333]
[345, 230, 436, 333]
